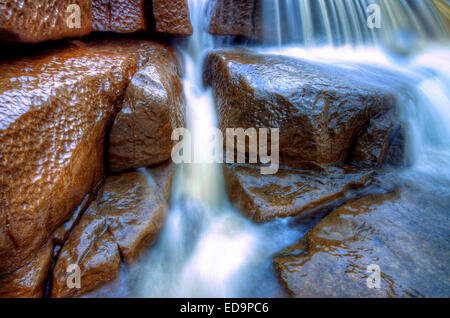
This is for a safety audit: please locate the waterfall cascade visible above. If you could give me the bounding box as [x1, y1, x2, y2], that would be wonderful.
[88, 0, 450, 297]
[261, 0, 448, 48]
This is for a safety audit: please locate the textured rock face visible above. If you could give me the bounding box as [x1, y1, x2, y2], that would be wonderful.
[0, 39, 162, 276]
[108, 45, 185, 172]
[51, 168, 169, 298]
[0, 0, 92, 43]
[223, 164, 374, 222]
[274, 191, 450, 297]
[351, 111, 394, 168]
[0, 241, 53, 298]
[92, 0, 146, 33]
[208, 0, 262, 39]
[152, 0, 193, 35]
[204, 50, 400, 169]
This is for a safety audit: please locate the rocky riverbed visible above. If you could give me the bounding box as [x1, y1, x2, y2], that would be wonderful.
[0, 0, 449, 298]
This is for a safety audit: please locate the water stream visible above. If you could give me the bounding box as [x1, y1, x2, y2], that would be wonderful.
[89, 0, 450, 298]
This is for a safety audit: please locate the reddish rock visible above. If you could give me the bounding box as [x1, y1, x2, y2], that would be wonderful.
[92, 0, 147, 33]
[208, 0, 262, 39]
[0, 0, 92, 43]
[152, 0, 193, 35]
[51, 168, 169, 297]
[108, 45, 185, 173]
[223, 163, 374, 222]
[274, 190, 450, 297]
[204, 50, 400, 169]
[0, 39, 164, 276]
[0, 241, 53, 298]
[50, 207, 121, 298]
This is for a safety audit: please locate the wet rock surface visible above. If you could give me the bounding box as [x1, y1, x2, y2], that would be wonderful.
[351, 110, 400, 168]
[147, 160, 178, 203]
[0, 0, 92, 43]
[51, 167, 170, 298]
[208, 0, 262, 39]
[223, 163, 374, 222]
[204, 50, 402, 169]
[0, 241, 53, 298]
[0, 38, 165, 276]
[152, 0, 193, 35]
[92, 0, 147, 33]
[108, 44, 185, 173]
[274, 190, 450, 297]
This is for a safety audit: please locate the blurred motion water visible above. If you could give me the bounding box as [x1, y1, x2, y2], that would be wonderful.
[88, 0, 450, 297]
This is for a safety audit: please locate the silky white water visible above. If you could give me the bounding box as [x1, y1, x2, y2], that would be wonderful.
[87, 0, 450, 298]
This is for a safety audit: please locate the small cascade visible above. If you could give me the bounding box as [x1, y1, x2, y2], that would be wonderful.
[89, 0, 450, 298]
[260, 0, 448, 48]
[133, 0, 306, 297]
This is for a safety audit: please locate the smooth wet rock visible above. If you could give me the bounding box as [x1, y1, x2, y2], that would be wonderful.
[351, 111, 394, 168]
[223, 163, 374, 222]
[274, 191, 450, 297]
[208, 0, 261, 39]
[51, 168, 168, 297]
[108, 45, 185, 173]
[0, 38, 163, 276]
[147, 160, 178, 202]
[51, 208, 121, 298]
[0, 0, 92, 43]
[351, 109, 407, 168]
[0, 241, 53, 298]
[92, 0, 146, 33]
[204, 50, 400, 169]
[152, 0, 193, 35]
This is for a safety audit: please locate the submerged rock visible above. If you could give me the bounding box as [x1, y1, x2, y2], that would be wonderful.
[0, 0, 92, 43]
[223, 163, 374, 222]
[274, 191, 450, 297]
[108, 45, 185, 173]
[204, 50, 402, 169]
[152, 0, 193, 35]
[51, 167, 171, 298]
[0, 38, 165, 276]
[92, 0, 146, 33]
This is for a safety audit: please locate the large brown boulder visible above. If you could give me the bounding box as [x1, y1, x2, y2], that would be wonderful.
[51, 167, 170, 298]
[0, 0, 92, 43]
[274, 190, 450, 297]
[204, 50, 401, 169]
[108, 45, 185, 173]
[0, 38, 164, 277]
[208, 0, 262, 40]
[92, 0, 147, 33]
[152, 0, 193, 35]
[224, 163, 374, 222]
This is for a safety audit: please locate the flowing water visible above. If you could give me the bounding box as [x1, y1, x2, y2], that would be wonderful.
[89, 0, 450, 297]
